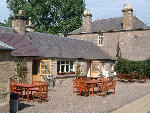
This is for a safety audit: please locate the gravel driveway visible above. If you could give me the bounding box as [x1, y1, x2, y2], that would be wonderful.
[17, 80, 150, 113]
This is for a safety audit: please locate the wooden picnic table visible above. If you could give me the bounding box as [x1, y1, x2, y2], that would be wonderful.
[15, 83, 40, 103]
[85, 80, 99, 96]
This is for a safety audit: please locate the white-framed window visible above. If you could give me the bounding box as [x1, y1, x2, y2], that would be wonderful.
[110, 64, 114, 71]
[57, 61, 74, 73]
[102, 62, 105, 71]
[98, 33, 104, 46]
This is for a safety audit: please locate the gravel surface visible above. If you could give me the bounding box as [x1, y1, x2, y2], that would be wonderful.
[17, 80, 150, 113]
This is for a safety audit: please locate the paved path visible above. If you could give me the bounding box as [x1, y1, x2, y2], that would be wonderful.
[111, 93, 150, 113]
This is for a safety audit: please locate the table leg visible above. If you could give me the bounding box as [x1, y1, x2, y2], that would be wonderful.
[27, 88, 29, 103]
[92, 84, 94, 96]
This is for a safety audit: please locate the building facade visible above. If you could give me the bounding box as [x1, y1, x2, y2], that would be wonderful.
[0, 42, 14, 113]
[0, 10, 114, 85]
[68, 4, 150, 61]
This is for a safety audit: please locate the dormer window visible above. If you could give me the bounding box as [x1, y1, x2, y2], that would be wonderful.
[98, 33, 104, 46]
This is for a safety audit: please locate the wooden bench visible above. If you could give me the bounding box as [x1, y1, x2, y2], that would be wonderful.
[117, 73, 147, 83]
[117, 73, 134, 82]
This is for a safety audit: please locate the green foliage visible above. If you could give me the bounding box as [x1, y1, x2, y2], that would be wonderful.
[0, 19, 12, 27]
[114, 57, 150, 77]
[75, 63, 81, 78]
[116, 42, 121, 58]
[6, 0, 85, 35]
[14, 58, 28, 83]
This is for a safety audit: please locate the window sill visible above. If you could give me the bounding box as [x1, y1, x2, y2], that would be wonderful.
[56, 73, 76, 79]
[57, 72, 75, 75]
[98, 45, 103, 47]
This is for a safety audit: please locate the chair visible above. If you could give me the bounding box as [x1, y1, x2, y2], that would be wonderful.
[80, 77, 91, 81]
[97, 80, 107, 97]
[30, 81, 42, 92]
[72, 79, 80, 95]
[107, 77, 113, 82]
[30, 81, 48, 94]
[79, 80, 91, 96]
[32, 83, 48, 103]
[10, 81, 24, 101]
[107, 80, 116, 94]
[138, 75, 147, 83]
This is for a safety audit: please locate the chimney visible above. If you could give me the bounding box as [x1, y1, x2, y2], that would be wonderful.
[122, 4, 133, 30]
[11, 10, 27, 34]
[26, 17, 34, 32]
[82, 9, 92, 33]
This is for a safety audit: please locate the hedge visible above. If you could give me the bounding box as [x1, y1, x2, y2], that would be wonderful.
[114, 57, 150, 77]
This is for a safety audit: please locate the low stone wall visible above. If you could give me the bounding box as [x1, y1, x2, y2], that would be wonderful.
[55, 77, 74, 86]
[0, 51, 11, 113]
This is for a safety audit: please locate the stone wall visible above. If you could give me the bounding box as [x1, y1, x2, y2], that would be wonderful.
[69, 29, 150, 61]
[74, 59, 90, 77]
[0, 51, 11, 113]
[69, 33, 98, 46]
[10, 57, 33, 83]
[51, 59, 90, 86]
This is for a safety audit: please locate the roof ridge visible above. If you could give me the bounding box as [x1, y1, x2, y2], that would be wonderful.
[0, 26, 15, 30]
[134, 15, 149, 27]
[68, 27, 82, 34]
[27, 31, 93, 43]
[93, 17, 122, 22]
[0, 41, 15, 50]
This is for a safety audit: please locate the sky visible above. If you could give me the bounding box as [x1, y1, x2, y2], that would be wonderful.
[0, 0, 150, 25]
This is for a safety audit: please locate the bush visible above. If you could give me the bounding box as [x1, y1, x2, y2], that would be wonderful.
[114, 57, 150, 77]
[14, 58, 28, 83]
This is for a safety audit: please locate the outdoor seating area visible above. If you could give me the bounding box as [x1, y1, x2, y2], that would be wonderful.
[117, 73, 147, 83]
[72, 77, 116, 97]
[10, 80, 48, 104]
[16, 79, 150, 113]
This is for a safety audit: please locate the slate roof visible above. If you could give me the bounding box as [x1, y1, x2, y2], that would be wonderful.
[69, 16, 149, 34]
[0, 41, 15, 51]
[0, 33, 42, 56]
[0, 26, 112, 60]
[0, 26, 17, 34]
[26, 31, 112, 60]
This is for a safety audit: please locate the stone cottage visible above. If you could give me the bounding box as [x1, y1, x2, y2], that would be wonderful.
[0, 10, 114, 84]
[0, 41, 14, 113]
[68, 4, 150, 61]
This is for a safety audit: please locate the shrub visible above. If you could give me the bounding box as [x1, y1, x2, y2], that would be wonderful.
[14, 58, 28, 83]
[114, 57, 150, 77]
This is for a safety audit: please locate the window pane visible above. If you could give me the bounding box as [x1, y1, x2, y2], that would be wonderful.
[98, 33, 104, 46]
[61, 61, 65, 64]
[70, 61, 73, 72]
[66, 65, 69, 72]
[61, 65, 65, 72]
[57, 61, 60, 73]
[101, 37, 103, 45]
[66, 61, 69, 64]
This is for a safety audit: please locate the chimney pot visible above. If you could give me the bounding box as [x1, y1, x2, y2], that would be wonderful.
[82, 9, 92, 33]
[11, 10, 27, 34]
[122, 4, 133, 30]
[19, 10, 23, 15]
[28, 19, 32, 26]
[26, 18, 34, 32]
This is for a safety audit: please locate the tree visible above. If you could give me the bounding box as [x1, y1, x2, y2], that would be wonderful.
[116, 42, 121, 58]
[6, 0, 85, 36]
[0, 19, 11, 27]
